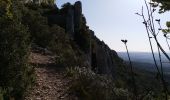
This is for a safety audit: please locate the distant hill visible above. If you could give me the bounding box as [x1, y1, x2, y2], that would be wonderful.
[1, 1, 170, 99]
[118, 52, 170, 73]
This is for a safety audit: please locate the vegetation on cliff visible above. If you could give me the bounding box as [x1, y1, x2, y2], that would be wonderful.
[0, 0, 35, 99]
[0, 0, 129, 99]
[1, 0, 170, 100]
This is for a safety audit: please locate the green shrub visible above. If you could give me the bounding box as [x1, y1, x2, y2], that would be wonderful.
[0, 16, 34, 100]
[22, 7, 52, 48]
[0, 0, 35, 99]
[0, 87, 5, 100]
[67, 67, 129, 100]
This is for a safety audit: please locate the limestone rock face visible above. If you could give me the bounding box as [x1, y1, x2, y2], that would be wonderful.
[74, 1, 82, 33]
[65, 1, 82, 37]
[48, 1, 83, 38]
[47, 1, 121, 77]
[66, 6, 75, 37]
[91, 35, 117, 76]
[65, 1, 118, 76]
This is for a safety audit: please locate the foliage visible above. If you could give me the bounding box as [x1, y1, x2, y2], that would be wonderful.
[0, 17, 35, 99]
[152, 0, 170, 12]
[1, 0, 168, 99]
[66, 67, 130, 100]
[0, 0, 35, 99]
[36, 0, 55, 5]
[48, 25, 87, 67]
[136, 1, 170, 99]
[22, 3, 88, 68]
[0, 88, 5, 100]
[60, 2, 72, 14]
[22, 7, 52, 48]
[0, 0, 13, 18]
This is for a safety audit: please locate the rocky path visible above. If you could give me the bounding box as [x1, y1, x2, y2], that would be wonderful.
[24, 52, 75, 100]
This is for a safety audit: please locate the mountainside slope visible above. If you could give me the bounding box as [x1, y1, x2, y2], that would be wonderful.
[45, 1, 123, 77]
[0, 1, 128, 99]
[0, 0, 168, 99]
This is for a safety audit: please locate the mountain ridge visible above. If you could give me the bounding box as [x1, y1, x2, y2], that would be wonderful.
[45, 1, 123, 76]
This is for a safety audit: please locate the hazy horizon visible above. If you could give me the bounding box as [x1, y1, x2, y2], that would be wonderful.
[118, 52, 170, 63]
[57, 0, 170, 52]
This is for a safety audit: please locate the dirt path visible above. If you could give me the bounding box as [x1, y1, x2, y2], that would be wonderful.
[24, 52, 75, 100]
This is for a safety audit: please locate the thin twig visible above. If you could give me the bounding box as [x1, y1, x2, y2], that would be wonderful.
[121, 40, 138, 100]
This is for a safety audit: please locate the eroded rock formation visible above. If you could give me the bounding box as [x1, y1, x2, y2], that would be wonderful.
[47, 1, 121, 77]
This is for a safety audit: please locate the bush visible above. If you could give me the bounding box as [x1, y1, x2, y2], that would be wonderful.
[0, 87, 5, 100]
[0, 16, 34, 99]
[22, 7, 52, 48]
[66, 67, 129, 100]
[0, 1, 35, 99]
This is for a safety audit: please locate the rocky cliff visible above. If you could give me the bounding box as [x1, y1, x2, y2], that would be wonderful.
[91, 32, 118, 76]
[46, 1, 122, 77]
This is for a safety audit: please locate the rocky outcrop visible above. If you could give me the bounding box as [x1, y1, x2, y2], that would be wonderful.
[90, 32, 117, 76]
[47, 1, 82, 37]
[74, 1, 82, 34]
[66, 6, 75, 37]
[65, 1, 82, 37]
[47, 1, 121, 77]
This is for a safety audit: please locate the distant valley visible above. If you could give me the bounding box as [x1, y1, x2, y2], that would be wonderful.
[118, 52, 170, 74]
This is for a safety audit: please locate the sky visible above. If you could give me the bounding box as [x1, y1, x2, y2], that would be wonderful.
[56, 0, 170, 52]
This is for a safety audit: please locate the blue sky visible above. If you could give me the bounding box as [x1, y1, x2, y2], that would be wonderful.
[56, 0, 170, 52]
